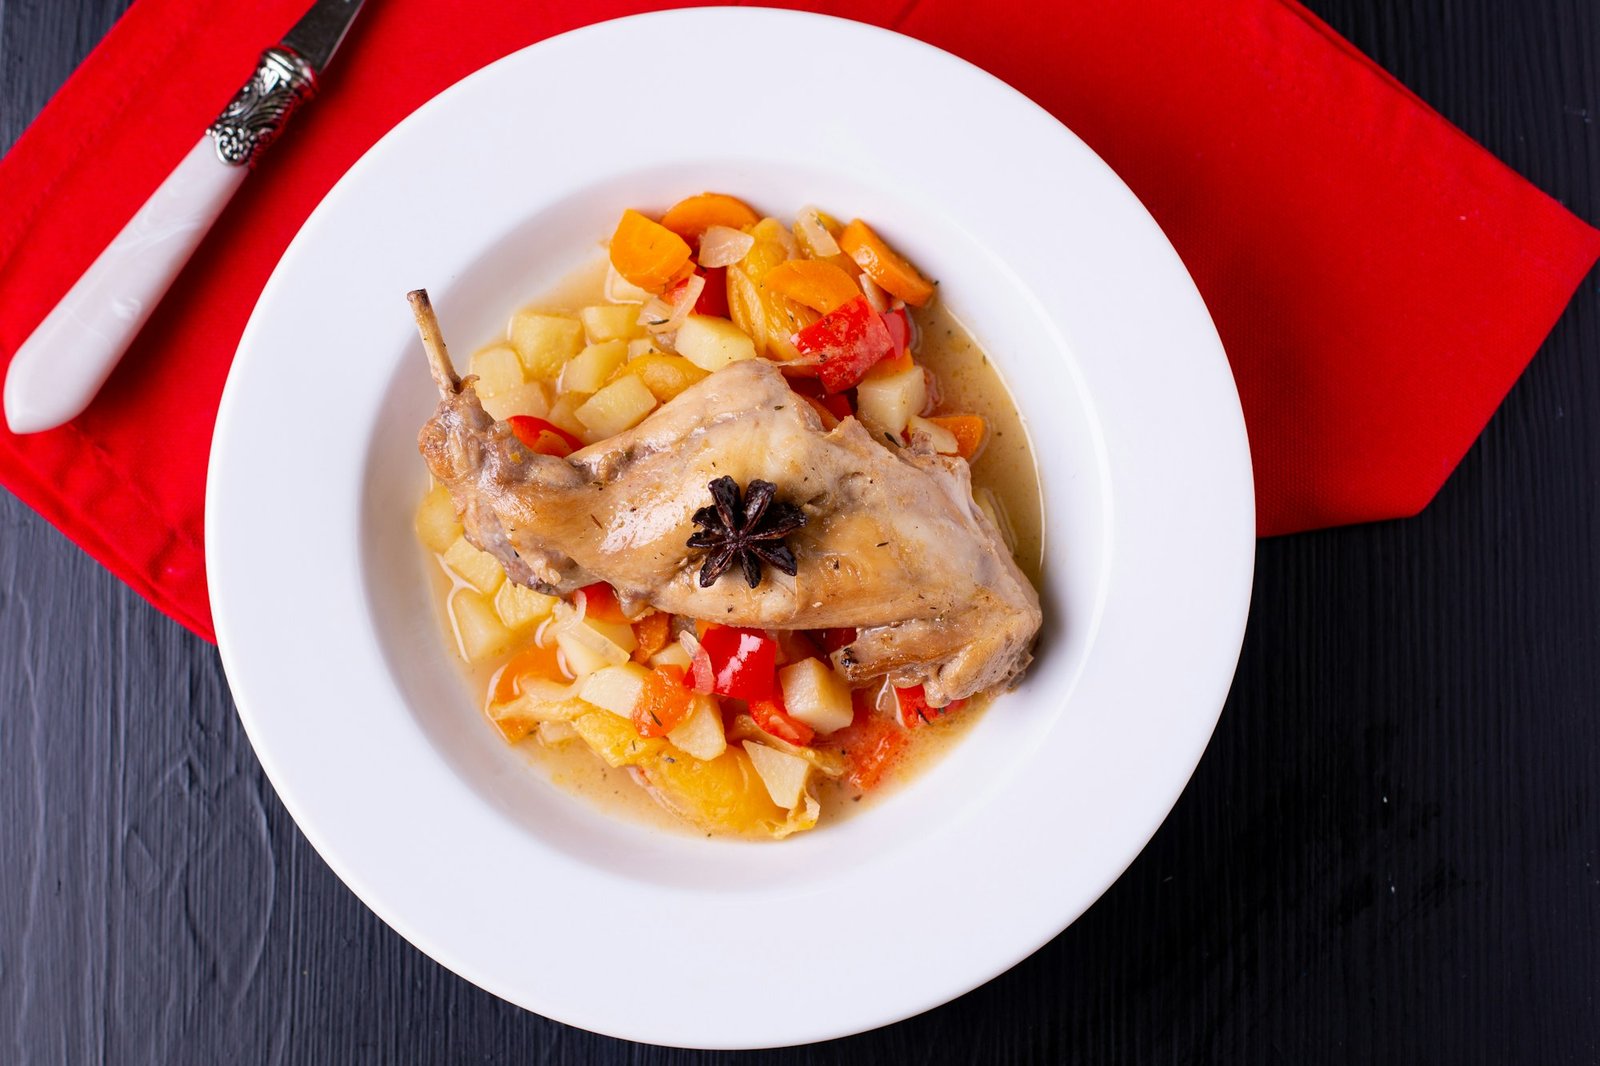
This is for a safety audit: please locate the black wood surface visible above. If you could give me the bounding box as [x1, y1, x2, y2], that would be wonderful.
[3, 1, 1597, 1062]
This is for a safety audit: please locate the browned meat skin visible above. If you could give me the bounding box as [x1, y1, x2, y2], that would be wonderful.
[419, 358, 1041, 704]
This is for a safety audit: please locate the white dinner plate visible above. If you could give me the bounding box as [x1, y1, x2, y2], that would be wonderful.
[208, 7, 1253, 1049]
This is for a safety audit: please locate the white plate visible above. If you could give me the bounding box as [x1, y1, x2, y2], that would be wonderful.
[208, 8, 1253, 1049]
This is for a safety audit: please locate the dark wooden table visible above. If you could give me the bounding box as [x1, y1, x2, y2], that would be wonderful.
[3, 2, 1597, 1062]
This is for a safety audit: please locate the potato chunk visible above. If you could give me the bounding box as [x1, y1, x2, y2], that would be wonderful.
[494, 581, 558, 630]
[469, 345, 526, 401]
[675, 315, 757, 371]
[559, 340, 630, 394]
[666, 694, 727, 761]
[414, 483, 462, 554]
[579, 662, 652, 718]
[576, 376, 657, 438]
[742, 741, 812, 809]
[777, 658, 854, 735]
[856, 364, 927, 439]
[509, 311, 584, 379]
[441, 535, 504, 594]
[451, 590, 515, 663]
[580, 304, 645, 343]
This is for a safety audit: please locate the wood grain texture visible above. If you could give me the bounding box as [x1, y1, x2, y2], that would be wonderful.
[1, 0, 1597, 1062]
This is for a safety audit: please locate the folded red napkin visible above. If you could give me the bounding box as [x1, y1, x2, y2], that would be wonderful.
[2, 0, 1596, 642]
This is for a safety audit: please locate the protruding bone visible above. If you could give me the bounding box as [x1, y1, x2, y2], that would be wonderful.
[408, 289, 459, 397]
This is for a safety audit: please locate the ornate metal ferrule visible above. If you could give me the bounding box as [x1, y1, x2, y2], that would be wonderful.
[207, 47, 317, 167]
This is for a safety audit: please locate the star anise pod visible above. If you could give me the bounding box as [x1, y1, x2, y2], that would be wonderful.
[687, 476, 807, 589]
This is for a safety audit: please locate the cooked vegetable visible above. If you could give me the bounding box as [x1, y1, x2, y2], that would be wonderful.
[828, 702, 910, 790]
[575, 582, 630, 623]
[855, 361, 928, 439]
[580, 304, 645, 343]
[632, 664, 695, 737]
[926, 414, 988, 460]
[494, 580, 558, 631]
[507, 415, 581, 457]
[469, 345, 526, 402]
[579, 662, 652, 718]
[762, 259, 861, 314]
[441, 535, 504, 594]
[743, 741, 812, 808]
[560, 340, 631, 394]
[907, 414, 960, 455]
[631, 611, 672, 662]
[492, 641, 567, 703]
[609, 209, 693, 293]
[450, 590, 515, 664]
[576, 375, 657, 437]
[894, 683, 968, 727]
[777, 657, 855, 735]
[748, 696, 815, 747]
[660, 192, 759, 241]
[675, 314, 757, 371]
[639, 273, 705, 336]
[665, 693, 727, 760]
[606, 353, 709, 403]
[838, 219, 935, 306]
[414, 483, 462, 554]
[509, 311, 585, 379]
[697, 224, 756, 268]
[791, 297, 896, 393]
[699, 624, 778, 702]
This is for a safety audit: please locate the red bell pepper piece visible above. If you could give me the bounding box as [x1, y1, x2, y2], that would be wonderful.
[575, 582, 629, 624]
[507, 415, 582, 457]
[749, 693, 814, 747]
[698, 624, 777, 702]
[818, 627, 857, 654]
[832, 690, 909, 790]
[787, 377, 855, 421]
[693, 266, 729, 317]
[881, 307, 910, 357]
[791, 296, 896, 394]
[893, 684, 967, 728]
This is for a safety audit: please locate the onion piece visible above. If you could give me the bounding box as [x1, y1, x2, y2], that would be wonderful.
[699, 225, 756, 268]
[795, 207, 841, 257]
[858, 273, 890, 313]
[639, 273, 706, 335]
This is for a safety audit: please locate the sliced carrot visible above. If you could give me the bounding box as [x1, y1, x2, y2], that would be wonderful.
[631, 611, 672, 663]
[660, 193, 760, 241]
[927, 414, 987, 460]
[492, 641, 566, 705]
[610, 209, 693, 293]
[760, 259, 861, 314]
[837, 220, 935, 307]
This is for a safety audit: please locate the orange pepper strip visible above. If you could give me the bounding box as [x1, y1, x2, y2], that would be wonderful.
[926, 414, 988, 460]
[610, 209, 693, 292]
[837, 219, 935, 307]
[660, 193, 760, 241]
[761, 259, 862, 314]
[631, 612, 672, 663]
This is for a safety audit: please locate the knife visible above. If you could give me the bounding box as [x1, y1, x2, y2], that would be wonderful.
[3, 0, 368, 435]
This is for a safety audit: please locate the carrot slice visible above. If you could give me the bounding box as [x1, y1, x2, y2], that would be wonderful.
[610, 209, 693, 293]
[837, 220, 935, 307]
[660, 193, 760, 241]
[761, 259, 861, 314]
[634, 665, 695, 738]
[492, 641, 566, 705]
[631, 611, 672, 663]
[926, 414, 987, 460]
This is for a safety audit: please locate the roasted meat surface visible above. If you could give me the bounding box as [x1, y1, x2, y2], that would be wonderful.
[412, 293, 1041, 704]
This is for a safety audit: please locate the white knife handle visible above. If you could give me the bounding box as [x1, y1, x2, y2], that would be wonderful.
[1, 140, 247, 435]
[3, 46, 317, 435]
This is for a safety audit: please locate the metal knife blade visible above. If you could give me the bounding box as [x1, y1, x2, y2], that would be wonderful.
[282, 0, 368, 75]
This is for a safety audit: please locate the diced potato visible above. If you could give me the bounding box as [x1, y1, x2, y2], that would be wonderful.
[544, 391, 590, 440]
[579, 662, 652, 717]
[479, 380, 550, 423]
[469, 346, 527, 409]
[441, 535, 504, 594]
[494, 580, 558, 630]
[451, 590, 515, 664]
[742, 741, 812, 809]
[650, 643, 693, 670]
[856, 364, 928, 439]
[575, 376, 657, 438]
[604, 263, 653, 304]
[556, 630, 617, 678]
[551, 605, 635, 678]
[509, 311, 585, 379]
[906, 414, 960, 455]
[414, 483, 462, 554]
[667, 694, 727, 761]
[580, 304, 645, 343]
[675, 315, 757, 371]
[628, 338, 663, 360]
[777, 658, 854, 735]
[608, 354, 708, 403]
[559, 340, 630, 394]
[571, 712, 664, 768]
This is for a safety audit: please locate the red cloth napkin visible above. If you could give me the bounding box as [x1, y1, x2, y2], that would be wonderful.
[2, 0, 1596, 642]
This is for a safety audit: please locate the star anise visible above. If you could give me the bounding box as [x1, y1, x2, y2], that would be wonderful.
[687, 476, 807, 589]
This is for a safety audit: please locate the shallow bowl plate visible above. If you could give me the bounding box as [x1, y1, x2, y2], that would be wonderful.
[208, 7, 1254, 1049]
